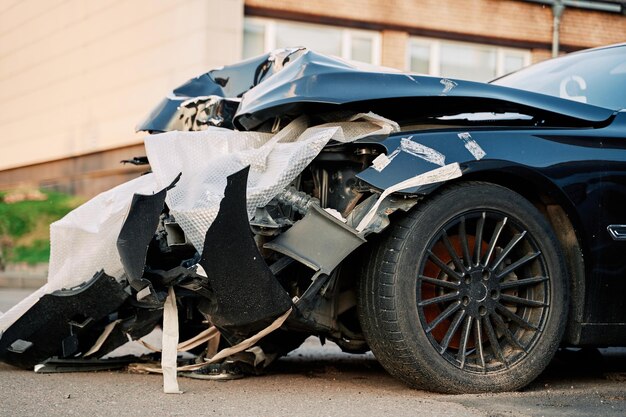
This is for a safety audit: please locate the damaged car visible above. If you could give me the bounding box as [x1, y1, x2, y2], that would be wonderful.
[1, 44, 626, 394]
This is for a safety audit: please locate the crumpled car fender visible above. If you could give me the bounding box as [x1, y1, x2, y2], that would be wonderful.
[356, 126, 626, 200]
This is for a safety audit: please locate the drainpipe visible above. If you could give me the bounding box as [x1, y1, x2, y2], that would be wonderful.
[551, 0, 565, 57]
[525, 0, 624, 56]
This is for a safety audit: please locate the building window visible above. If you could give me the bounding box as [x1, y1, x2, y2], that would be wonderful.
[243, 17, 381, 65]
[408, 38, 531, 82]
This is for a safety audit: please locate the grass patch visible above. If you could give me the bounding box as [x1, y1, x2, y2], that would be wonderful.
[12, 240, 51, 264]
[0, 190, 82, 265]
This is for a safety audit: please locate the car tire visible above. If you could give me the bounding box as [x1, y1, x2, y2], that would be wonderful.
[358, 182, 569, 393]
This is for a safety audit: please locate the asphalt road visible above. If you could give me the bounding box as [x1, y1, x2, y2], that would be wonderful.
[1, 288, 625, 417]
[0, 288, 33, 314]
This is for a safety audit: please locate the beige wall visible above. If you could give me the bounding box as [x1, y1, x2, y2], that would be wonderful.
[1, 0, 625, 197]
[0, 0, 244, 171]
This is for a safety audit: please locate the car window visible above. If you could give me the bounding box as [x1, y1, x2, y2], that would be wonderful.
[493, 45, 626, 111]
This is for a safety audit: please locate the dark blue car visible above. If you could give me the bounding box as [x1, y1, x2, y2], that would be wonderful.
[2, 45, 625, 394]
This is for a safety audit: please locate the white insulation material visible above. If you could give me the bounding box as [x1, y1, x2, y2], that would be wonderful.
[48, 174, 160, 291]
[146, 113, 397, 250]
[0, 113, 398, 334]
[147, 118, 336, 251]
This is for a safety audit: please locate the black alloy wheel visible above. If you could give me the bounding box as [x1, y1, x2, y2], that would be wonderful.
[358, 182, 568, 393]
[419, 210, 549, 373]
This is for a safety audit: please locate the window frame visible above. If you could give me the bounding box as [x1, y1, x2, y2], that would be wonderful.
[406, 36, 532, 81]
[244, 17, 382, 65]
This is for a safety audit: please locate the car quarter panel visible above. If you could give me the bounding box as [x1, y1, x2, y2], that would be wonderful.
[357, 113, 626, 336]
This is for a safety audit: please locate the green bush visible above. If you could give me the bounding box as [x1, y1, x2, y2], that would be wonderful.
[0, 190, 81, 265]
[12, 240, 51, 264]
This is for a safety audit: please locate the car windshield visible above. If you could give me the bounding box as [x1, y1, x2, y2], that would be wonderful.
[492, 45, 626, 111]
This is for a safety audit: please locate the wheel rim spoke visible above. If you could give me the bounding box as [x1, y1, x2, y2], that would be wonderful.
[496, 251, 541, 280]
[418, 291, 459, 307]
[475, 318, 486, 371]
[458, 217, 472, 268]
[427, 250, 463, 281]
[500, 276, 548, 290]
[482, 217, 507, 266]
[474, 212, 485, 266]
[484, 315, 506, 365]
[490, 231, 526, 271]
[491, 313, 526, 352]
[457, 316, 473, 369]
[442, 231, 466, 273]
[439, 310, 466, 354]
[425, 301, 461, 333]
[495, 303, 538, 330]
[420, 275, 460, 290]
[500, 294, 546, 308]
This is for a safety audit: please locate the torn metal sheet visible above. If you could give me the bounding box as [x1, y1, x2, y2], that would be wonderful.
[346, 194, 417, 235]
[264, 204, 366, 274]
[231, 50, 614, 130]
[179, 95, 240, 131]
[137, 48, 306, 132]
[138, 49, 614, 134]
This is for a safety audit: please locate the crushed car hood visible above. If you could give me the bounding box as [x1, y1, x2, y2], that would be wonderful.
[138, 49, 615, 133]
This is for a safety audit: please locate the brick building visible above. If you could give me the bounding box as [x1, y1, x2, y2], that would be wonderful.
[1, 0, 625, 197]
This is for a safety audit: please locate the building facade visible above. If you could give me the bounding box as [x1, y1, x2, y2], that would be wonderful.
[0, 0, 624, 196]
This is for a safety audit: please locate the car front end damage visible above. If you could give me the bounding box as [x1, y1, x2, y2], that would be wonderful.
[0, 48, 617, 393]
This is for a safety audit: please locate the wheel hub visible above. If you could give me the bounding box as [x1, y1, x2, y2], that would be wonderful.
[474, 282, 488, 302]
[461, 268, 496, 316]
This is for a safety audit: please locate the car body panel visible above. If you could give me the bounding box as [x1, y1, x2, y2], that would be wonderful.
[137, 49, 616, 133]
[135, 47, 626, 344]
[356, 112, 626, 342]
[234, 50, 615, 130]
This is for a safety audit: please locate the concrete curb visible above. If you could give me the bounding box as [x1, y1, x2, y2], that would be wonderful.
[0, 263, 47, 289]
